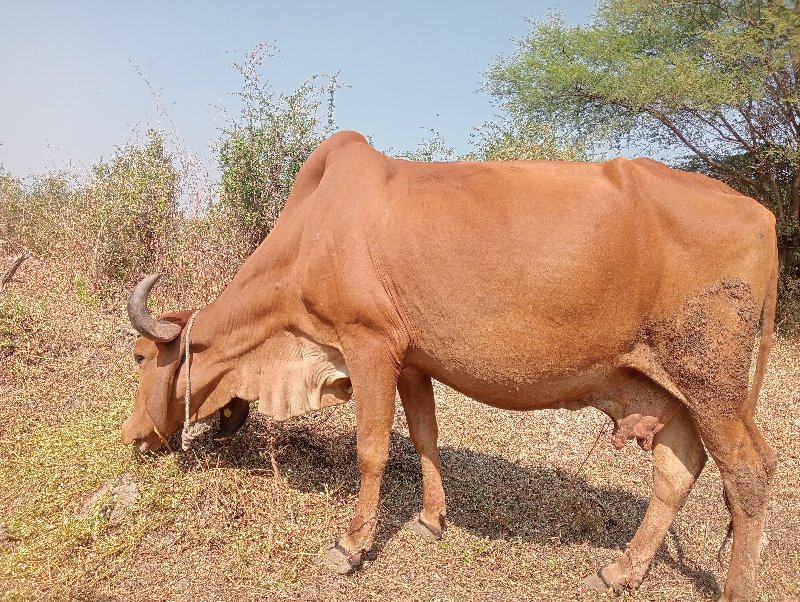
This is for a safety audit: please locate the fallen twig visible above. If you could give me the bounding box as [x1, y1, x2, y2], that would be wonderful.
[1, 249, 31, 292]
[572, 423, 609, 480]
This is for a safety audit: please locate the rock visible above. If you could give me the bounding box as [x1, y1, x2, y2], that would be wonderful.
[78, 473, 139, 525]
[108, 474, 139, 525]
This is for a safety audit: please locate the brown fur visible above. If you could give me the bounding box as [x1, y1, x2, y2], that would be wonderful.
[121, 131, 777, 601]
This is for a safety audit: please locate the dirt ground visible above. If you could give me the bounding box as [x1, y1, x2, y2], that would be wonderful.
[0, 259, 798, 601]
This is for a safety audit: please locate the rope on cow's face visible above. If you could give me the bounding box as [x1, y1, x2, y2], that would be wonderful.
[180, 309, 201, 451]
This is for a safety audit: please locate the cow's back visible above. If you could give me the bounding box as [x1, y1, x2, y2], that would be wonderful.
[287, 138, 775, 407]
[355, 154, 775, 404]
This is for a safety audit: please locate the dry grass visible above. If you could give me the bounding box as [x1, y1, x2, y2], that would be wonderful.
[0, 255, 798, 602]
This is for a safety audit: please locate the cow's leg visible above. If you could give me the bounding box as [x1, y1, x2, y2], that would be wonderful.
[639, 287, 775, 601]
[398, 367, 446, 540]
[584, 405, 707, 593]
[690, 412, 776, 602]
[322, 339, 399, 574]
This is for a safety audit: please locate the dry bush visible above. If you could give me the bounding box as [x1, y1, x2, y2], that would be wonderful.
[0, 132, 251, 314]
[0, 171, 80, 257]
[87, 130, 180, 285]
[777, 273, 800, 336]
[162, 211, 250, 309]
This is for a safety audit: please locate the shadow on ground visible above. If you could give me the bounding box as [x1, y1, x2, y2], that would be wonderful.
[178, 416, 721, 598]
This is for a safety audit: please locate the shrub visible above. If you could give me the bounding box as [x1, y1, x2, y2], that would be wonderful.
[88, 130, 180, 285]
[0, 171, 24, 242]
[0, 171, 77, 256]
[217, 44, 341, 252]
[778, 272, 800, 334]
[395, 128, 455, 162]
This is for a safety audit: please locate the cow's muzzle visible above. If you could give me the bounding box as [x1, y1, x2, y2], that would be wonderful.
[121, 416, 165, 453]
[123, 431, 165, 454]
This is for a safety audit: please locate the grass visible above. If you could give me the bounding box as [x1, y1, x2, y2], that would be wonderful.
[1, 256, 798, 602]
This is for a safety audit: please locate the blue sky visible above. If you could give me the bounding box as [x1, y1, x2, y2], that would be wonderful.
[0, 1, 594, 177]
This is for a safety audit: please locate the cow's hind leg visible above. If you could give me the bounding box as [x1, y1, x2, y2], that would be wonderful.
[398, 368, 446, 540]
[690, 412, 776, 602]
[584, 405, 707, 593]
[645, 279, 776, 601]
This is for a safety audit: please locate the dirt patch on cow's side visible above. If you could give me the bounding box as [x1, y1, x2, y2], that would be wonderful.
[641, 278, 759, 418]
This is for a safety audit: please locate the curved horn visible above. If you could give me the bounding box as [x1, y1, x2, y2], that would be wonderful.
[127, 274, 182, 342]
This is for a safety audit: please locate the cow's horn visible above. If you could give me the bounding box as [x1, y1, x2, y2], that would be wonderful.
[127, 274, 182, 343]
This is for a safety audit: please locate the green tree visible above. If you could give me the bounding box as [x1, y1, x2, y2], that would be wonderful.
[485, 0, 800, 279]
[218, 44, 341, 251]
[465, 118, 591, 162]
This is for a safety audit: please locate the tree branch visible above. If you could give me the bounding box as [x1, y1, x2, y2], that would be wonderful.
[716, 111, 759, 151]
[1, 249, 31, 292]
[647, 109, 762, 189]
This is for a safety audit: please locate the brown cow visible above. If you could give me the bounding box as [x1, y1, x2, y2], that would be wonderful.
[121, 131, 777, 601]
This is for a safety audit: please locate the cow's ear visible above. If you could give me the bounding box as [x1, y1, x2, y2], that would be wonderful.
[144, 315, 189, 437]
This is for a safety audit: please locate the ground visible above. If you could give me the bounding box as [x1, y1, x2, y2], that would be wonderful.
[0, 258, 798, 601]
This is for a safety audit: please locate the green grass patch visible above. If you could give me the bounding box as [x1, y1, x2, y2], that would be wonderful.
[0, 399, 140, 597]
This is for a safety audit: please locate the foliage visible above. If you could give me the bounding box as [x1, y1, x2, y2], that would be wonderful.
[778, 272, 800, 333]
[395, 128, 456, 162]
[465, 118, 592, 162]
[396, 120, 590, 163]
[0, 171, 23, 241]
[88, 130, 180, 284]
[0, 132, 181, 288]
[485, 0, 800, 292]
[217, 44, 342, 251]
[0, 171, 77, 256]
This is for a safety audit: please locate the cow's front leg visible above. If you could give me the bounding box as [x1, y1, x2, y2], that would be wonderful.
[322, 339, 400, 574]
[398, 367, 446, 540]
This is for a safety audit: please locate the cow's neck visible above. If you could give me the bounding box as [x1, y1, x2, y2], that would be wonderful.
[185, 221, 342, 412]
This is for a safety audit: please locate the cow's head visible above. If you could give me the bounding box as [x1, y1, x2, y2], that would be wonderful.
[120, 274, 248, 453]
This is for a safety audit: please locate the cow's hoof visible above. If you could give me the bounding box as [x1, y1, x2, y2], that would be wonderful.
[318, 542, 363, 575]
[582, 566, 625, 596]
[409, 513, 444, 541]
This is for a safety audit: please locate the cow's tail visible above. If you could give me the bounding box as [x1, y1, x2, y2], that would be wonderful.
[745, 249, 778, 417]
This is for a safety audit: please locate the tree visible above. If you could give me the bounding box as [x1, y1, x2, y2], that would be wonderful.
[218, 44, 341, 251]
[485, 0, 800, 283]
[465, 118, 591, 162]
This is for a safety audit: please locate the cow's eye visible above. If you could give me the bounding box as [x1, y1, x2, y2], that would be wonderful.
[134, 354, 145, 365]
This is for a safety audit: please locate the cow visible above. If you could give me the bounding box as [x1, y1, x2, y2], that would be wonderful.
[121, 130, 777, 602]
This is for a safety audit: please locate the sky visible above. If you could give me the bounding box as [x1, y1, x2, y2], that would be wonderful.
[0, 1, 595, 178]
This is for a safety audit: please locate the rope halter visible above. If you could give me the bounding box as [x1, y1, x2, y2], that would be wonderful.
[180, 309, 201, 451]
